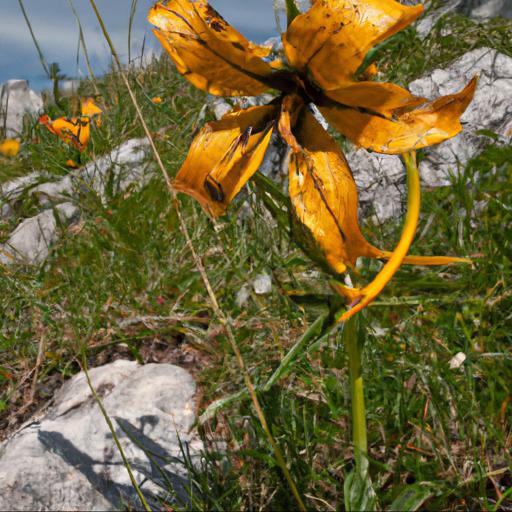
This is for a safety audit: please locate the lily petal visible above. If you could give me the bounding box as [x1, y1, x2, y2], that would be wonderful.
[287, 109, 380, 275]
[320, 76, 477, 154]
[283, 0, 423, 90]
[174, 105, 275, 217]
[323, 81, 426, 119]
[0, 139, 20, 158]
[148, 0, 277, 96]
[81, 97, 103, 126]
[337, 152, 422, 321]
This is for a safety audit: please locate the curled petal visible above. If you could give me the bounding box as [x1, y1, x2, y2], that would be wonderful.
[337, 152, 422, 321]
[148, 0, 277, 96]
[320, 76, 477, 154]
[288, 110, 379, 275]
[283, 0, 423, 90]
[174, 105, 276, 217]
[278, 94, 304, 153]
[324, 81, 426, 119]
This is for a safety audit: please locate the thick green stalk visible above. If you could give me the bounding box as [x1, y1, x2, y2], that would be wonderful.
[343, 314, 369, 476]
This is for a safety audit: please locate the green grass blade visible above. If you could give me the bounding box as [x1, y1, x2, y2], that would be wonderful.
[17, 0, 50, 78]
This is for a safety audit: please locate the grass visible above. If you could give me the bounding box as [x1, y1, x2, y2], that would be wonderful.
[1, 6, 511, 511]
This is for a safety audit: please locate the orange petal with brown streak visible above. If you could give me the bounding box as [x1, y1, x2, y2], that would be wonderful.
[287, 109, 380, 275]
[148, 0, 277, 97]
[283, 0, 423, 90]
[174, 105, 276, 217]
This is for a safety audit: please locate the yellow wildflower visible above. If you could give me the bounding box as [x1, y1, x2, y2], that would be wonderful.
[0, 139, 20, 158]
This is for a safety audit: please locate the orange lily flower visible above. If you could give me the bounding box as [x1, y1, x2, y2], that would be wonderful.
[39, 97, 102, 151]
[148, 0, 476, 319]
[39, 114, 90, 152]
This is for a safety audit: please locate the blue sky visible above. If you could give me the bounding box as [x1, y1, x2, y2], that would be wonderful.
[0, 1, 279, 90]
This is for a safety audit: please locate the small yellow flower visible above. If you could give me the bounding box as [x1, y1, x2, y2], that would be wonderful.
[65, 159, 79, 169]
[151, 96, 163, 104]
[148, 0, 476, 318]
[0, 139, 20, 158]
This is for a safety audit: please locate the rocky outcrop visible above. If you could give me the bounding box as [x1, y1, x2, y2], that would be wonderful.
[410, 48, 512, 187]
[0, 138, 151, 265]
[0, 80, 43, 137]
[0, 202, 79, 265]
[416, 0, 512, 38]
[346, 47, 512, 221]
[0, 360, 202, 511]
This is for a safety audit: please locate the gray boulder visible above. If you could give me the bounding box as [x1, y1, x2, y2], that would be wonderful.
[0, 80, 43, 137]
[31, 137, 151, 206]
[1, 138, 151, 266]
[0, 202, 80, 265]
[346, 47, 512, 221]
[416, 0, 512, 38]
[0, 360, 202, 511]
[0, 172, 42, 220]
[410, 47, 512, 187]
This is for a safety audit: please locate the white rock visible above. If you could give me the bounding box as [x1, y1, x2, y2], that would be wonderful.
[31, 138, 151, 206]
[415, 0, 512, 38]
[0, 202, 79, 265]
[464, 0, 512, 19]
[0, 80, 43, 137]
[235, 285, 251, 308]
[410, 48, 512, 186]
[348, 150, 405, 223]
[253, 273, 272, 295]
[346, 48, 512, 221]
[415, 0, 463, 38]
[0, 138, 152, 266]
[0, 172, 42, 220]
[449, 351, 467, 369]
[0, 360, 201, 511]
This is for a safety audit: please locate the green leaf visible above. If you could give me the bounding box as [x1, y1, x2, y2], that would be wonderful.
[344, 469, 377, 512]
[388, 483, 434, 511]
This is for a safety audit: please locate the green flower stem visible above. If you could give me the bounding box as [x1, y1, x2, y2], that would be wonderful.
[343, 314, 369, 476]
[285, 0, 300, 26]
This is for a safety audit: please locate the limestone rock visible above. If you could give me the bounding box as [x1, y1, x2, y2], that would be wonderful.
[415, 0, 463, 38]
[0, 172, 42, 220]
[1, 138, 151, 266]
[348, 151, 406, 223]
[415, 0, 512, 38]
[0, 80, 43, 137]
[0, 360, 201, 511]
[253, 273, 273, 295]
[409, 48, 512, 187]
[31, 138, 151, 206]
[0, 202, 79, 265]
[346, 48, 512, 221]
